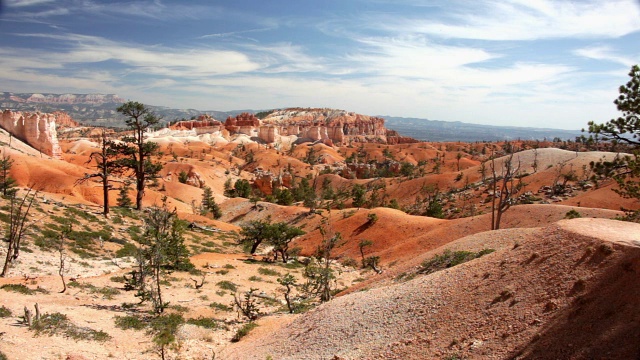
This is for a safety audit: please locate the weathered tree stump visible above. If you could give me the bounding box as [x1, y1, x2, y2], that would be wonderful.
[24, 306, 32, 327]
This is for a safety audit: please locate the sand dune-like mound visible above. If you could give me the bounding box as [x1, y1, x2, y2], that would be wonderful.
[221, 218, 640, 359]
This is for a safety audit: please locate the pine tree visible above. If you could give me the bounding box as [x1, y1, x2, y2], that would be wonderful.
[0, 154, 16, 197]
[587, 65, 640, 220]
[117, 182, 133, 208]
[200, 186, 222, 219]
[111, 101, 163, 210]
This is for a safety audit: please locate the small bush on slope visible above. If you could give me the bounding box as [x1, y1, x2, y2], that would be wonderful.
[33, 312, 111, 342]
[419, 249, 495, 275]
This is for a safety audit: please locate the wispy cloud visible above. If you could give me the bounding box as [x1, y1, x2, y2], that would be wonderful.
[574, 46, 638, 67]
[6, 0, 54, 7]
[13, 32, 261, 77]
[376, 0, 640, 40]
[199, 27, 275, 40]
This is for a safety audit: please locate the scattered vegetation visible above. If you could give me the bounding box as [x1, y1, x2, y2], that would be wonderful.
[419, 249, 495, 275]
[216, 280, 238, 292]
[32, 312, 111, 342]
[210, 302, 232, 312]
[1, 283, 36, 295]
[565, 209, 582, 219]
[257, 267, 280, 276]
[186, 316, 225, 330]
[114, 315, 147, 331]
[231, 322, 258, 342]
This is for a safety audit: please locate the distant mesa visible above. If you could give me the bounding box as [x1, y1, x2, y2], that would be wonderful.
[12, 93, 126, 105]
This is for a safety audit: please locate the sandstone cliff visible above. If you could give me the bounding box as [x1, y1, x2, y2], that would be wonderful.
[0, 110, 67, 158]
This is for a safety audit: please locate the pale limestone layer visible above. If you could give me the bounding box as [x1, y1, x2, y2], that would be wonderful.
[0, 110, 63, 158]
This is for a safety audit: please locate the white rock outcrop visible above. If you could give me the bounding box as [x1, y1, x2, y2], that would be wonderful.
[0, 110, 64, 158]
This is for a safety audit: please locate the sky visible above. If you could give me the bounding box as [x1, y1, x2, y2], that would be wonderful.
[0, 0, 639, 130]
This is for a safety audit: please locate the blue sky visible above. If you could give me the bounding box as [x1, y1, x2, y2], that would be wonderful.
[0, 0, 639, 129]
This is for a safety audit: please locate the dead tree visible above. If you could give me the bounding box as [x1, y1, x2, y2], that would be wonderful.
[76, 129, 120, 218]
[57, 224, 71, 293]
[191, 274, 206, 289]
[24, 306, 32, 327]
[490, 153, 522, 230]
[1, 189, 37, 277]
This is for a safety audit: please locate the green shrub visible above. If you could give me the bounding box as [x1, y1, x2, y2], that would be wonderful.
[68, 282, 120, 299]
[210, 302, 232, 312]
[216, 281, 237, 292]
[248, 276, 262, 282]
[419, 249, 495, 275]
[148, 313, 184, 349]
[1, 284, 34, 295]
[178, 171, 189, 184]
[50, 214, 80, 226]
[169, 304, 189, 313]
[223, 264, 236, 269]
[0, 305, 11, 317]
[64, 207, 99, 223]
[114, 315, 147, 330]
[231, 322, 258, 342]
[33, 312, 111, 341]
[110, 275, 126, 283]
[367, 212, 378, 224]
[257, 267, 280, 276]
[565, 209, 582, 219]
[112, 215, 124, 224]
[0, 351, 7, 360]
[186, 317, 226, 330]
[340, 257, 358, 268]
[115, 242, 138, 258]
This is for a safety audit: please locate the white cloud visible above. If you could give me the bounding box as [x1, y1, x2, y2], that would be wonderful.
[380, 0, 640, 40]
[574, 46, 638, 67]
[13, 33, 262, 77]
[348, 35, 495, 77]
[6, 0, 54, 7]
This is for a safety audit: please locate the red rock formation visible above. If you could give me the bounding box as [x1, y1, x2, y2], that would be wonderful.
[253, 172, 275, 195]
[51, 111, 79, 128]
[0, 110, 64, 158]
[252, 169, 294, 195]
[386, 130, 419, 145]
[225, 113, 260, 132]
[169, 116, 223, 134]
[182, 108, 410, 146]
[186, 170, 205, 188]
[260, 109, 388, 145]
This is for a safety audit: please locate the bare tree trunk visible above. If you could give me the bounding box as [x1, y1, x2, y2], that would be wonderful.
[491, 156, 498, 230]
[103, 171, 110, 218]
[155, 263, 163, 313]
[58, 226, 69, 293]
[1, 190, 36, 277]
[34, 303, 40, 322]
[2, 240, 14, 277]
[24, 306, 32, 327]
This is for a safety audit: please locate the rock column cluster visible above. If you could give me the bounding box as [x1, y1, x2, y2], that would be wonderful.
[0, 110, 64, 158]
